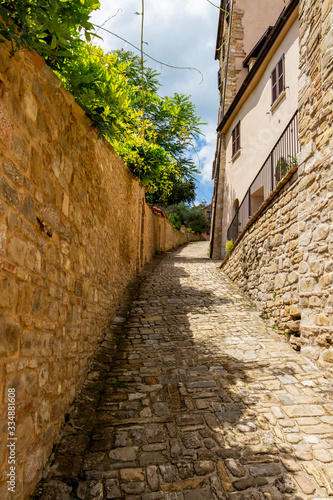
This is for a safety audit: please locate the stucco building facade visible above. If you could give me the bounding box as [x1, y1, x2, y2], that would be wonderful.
[211, 0, 299, 259]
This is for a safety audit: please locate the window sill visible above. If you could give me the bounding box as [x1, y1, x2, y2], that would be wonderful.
[231, 149, 241, 162]
[270, 90, 286, 113]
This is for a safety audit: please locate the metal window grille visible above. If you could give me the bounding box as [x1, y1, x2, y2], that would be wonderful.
[227, 110, 299, 242]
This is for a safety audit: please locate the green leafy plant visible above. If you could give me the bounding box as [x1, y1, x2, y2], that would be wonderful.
[0, 3, 204, 206]
[225, 239, 234, 254]
[166, 202, 210, 234]
[58, 45, 141, 142]
[276, 154, 298, 180]
[167, 213, 182, 230]
[0, 0, 100, 59]
[59, 47, 203, 204]
[272, 290, 277, 299]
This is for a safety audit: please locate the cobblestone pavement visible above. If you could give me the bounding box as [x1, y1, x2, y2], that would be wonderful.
[35, 241, 333, 500]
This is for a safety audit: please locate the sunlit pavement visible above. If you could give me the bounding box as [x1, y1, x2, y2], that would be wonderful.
[35, 241, 333, 500]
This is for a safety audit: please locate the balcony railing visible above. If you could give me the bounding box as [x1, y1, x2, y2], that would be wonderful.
[227, 110, 300, 242]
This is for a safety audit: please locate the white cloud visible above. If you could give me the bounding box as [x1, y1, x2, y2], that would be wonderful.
[196, 125, 217, 184]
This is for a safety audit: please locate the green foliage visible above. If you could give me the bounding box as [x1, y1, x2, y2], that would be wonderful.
[55, 46, 201, 204]
[113, 51, 203, 205]
[67, 47, 202, 204]
[167, 213, 182, 230]
[187, 206, 210, 233]
[167, 202, 210, 234]
[116, 51, 202, 173]
[225, 239, 234, 254]
[113, 135, 177, 201]
[167, 202, 191, 226]
[58, 44, 142, 142]
[0, 3, 204, 205]
[0, 0, 100, 60]
[148, 179, 195, 206]
[276, 154, 298, 180]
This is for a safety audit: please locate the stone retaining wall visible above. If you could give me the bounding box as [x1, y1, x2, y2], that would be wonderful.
[221, 152, 333, 370]
[222, 170, 301, 335]
[0, 45, 201, 499]
[297, 0, 333, 364]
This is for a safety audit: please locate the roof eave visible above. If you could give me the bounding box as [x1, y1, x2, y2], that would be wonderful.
[217, 0, 299, 133]
[215, 0, 225, 60]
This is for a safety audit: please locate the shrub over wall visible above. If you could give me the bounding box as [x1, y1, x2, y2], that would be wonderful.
[225, 239, 234, 254]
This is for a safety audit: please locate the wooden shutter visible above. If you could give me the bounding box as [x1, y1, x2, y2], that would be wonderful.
[271, 55, 285, 105]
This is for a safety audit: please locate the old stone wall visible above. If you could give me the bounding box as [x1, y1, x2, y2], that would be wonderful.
[297, 0, 333, 363]
[222, 170, 301, 336]
[221, 0, 333, 370]
[0, 45, 201, 499]
[222, 153, 333, 370]
[222, 2, 246, 109]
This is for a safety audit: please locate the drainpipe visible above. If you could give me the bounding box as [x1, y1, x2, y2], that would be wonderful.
[221, 0, 235, 118]
[210, 137, 221, 258]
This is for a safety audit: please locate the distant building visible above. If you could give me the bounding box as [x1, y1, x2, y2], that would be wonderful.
[152, 206, 166, 218]
[202, 203, 212, 240]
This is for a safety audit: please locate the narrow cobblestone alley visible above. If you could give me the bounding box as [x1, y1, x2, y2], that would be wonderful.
[35, 242, 333, 500]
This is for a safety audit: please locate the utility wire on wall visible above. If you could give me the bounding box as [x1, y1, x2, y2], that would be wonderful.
[92, 1, 237, 84]
[205, 0, 237, 52]
[140, 0, 145, 133]
[92, 23, 204, 83]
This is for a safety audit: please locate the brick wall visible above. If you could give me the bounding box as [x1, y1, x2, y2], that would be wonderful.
[0, 45, 201, 499]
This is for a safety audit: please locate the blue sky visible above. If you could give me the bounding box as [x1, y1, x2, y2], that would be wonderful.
[90, 0, 219, 205]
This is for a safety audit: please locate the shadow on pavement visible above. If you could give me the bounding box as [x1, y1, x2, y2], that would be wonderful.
[34, 243, 333, 500]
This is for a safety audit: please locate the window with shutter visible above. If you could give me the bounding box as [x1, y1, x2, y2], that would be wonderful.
[225, 0, 231, 22]
[232, 122, 240, 158]
[271, 55, 285, 105]
[218, 68, 222, 90]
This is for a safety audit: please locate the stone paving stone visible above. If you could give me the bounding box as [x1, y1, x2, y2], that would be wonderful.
[105, 478, 121, 499]
[313, 449, 333, 463]
[217, 461, 234, 492]
[294, 472, 317, 494]
[34, 242, 333, 499]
